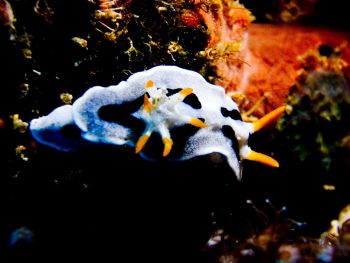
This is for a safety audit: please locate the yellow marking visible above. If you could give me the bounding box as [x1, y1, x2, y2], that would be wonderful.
[179, 88, 193, 97]
[253, 105, 286, 132]
[145, 80, 154, 89]
[323, 184, 336, 191]
[189, 118, 207, 128]
[162, 137, 173, 157]
[143, 94, 155, 113]
[245, 150, 279, 168]
[135, 134, 150, 154]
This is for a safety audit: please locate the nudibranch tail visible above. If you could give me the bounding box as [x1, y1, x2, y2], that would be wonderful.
[245, 149, 279, 168]
[253, 105, 286, 132]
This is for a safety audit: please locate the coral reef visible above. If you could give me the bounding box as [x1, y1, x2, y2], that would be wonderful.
[202, 202, 350, 262]
[196, 0, 254, 88]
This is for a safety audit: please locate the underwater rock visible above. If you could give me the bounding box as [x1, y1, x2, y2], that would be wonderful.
[224, 24, 350, 116]
[30, 65, 284, 179]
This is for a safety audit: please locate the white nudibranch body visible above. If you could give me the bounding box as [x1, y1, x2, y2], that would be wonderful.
[29, 65, 285, 180]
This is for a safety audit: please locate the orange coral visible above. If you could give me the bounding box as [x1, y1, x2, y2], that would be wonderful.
[238, 24, 350, 116]
[196, 0, 254, 93]
[197, 0, 254, 47]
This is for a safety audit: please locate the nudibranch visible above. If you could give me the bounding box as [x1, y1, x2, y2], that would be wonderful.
[30, 65, 285, 180]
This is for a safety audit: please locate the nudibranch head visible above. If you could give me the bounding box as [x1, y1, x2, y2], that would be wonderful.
[29, 65, 285, 180]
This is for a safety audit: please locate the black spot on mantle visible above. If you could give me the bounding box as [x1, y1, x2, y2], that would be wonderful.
[222, 125, 240, 159]
[98, 95, 145, 135]
[183, 93, 202, 109]
[221, 108, 242, 121]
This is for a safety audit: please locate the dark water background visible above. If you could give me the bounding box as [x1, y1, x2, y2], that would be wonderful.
[0, 0, 349, 262]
